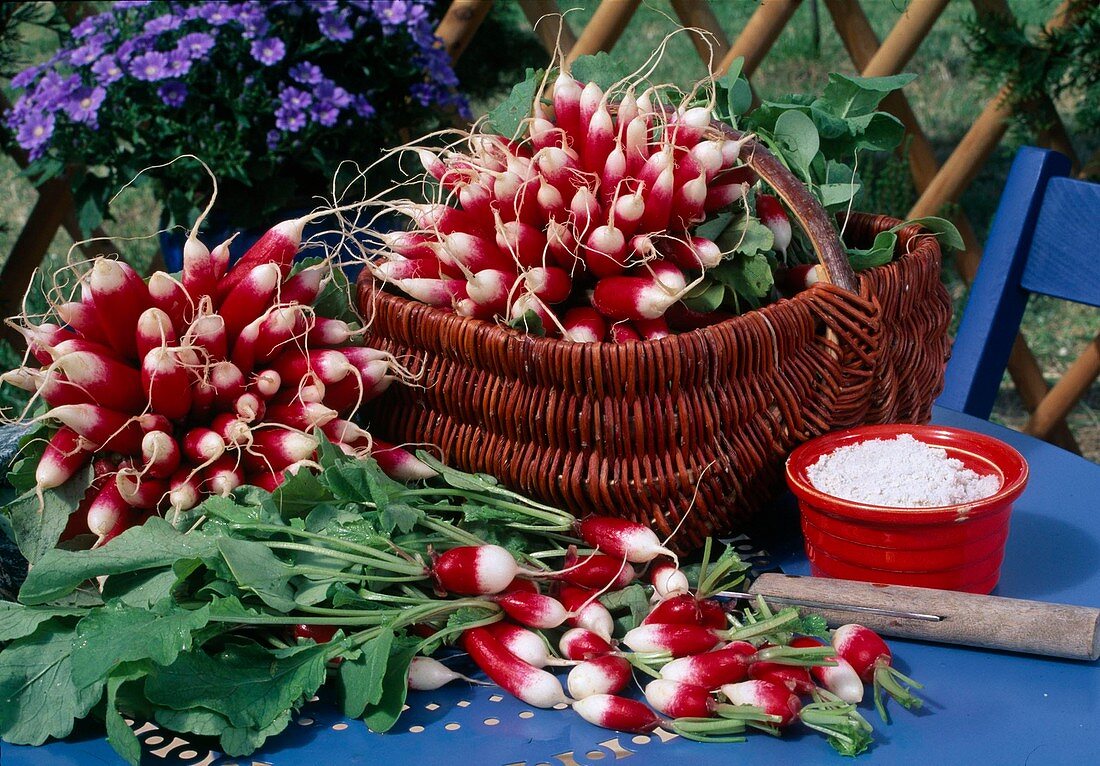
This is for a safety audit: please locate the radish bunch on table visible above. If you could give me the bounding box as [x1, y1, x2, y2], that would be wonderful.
[2, 214, 419, 546]
[376, 70, 789, 339]
[405, 524, 921, 756]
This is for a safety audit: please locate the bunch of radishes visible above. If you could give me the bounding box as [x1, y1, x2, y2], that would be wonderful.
[2, 213, 424, 546]
[398, 517, 920, 755]
[374, 68, 794, 340]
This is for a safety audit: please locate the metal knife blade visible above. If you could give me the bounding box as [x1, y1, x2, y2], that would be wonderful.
[715, 588, 944, 622]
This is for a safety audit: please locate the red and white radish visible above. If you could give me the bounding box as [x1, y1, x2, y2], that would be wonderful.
[620, 623, 722, 657]
[642, 594, 727, 629]
[556, 550, 636, 590]
[720, 680, 802, 728]
[567, 655, 632, 700]
[407, 656, 478, 691]
[756, 194, 791, 257]
[791, 636, 863, 703]
[493, 591, 569, 630]
[644, 679, 715, 719]
[559, 628, 615, 661]
[433, 544, 523, 596]
[649, 559, 689, 599]
[557, 585, 615, 641]
[572, 694, 660, 734]
[382, 73, 768, 338]
[461, 627, 570, 708]
[576, 516, 675, 564]
[832, 623, 922, 718]
[659, 641, 757, 687]
[482, 622, 570, 669]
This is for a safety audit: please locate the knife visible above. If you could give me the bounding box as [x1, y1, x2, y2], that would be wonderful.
[720, 572, 1100, 662]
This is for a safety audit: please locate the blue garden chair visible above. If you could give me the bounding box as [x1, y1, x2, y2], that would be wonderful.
[937, 147, 1100, 447]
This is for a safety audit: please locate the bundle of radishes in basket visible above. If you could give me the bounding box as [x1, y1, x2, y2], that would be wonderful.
[372, 69, 779, 339]
[368, 51, 957, 339]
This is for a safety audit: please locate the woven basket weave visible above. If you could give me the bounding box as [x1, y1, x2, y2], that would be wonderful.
[357, 130, 951, 552]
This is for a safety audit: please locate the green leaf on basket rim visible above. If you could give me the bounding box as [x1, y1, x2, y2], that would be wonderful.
[847, 230, 898, 271]
[681, 280, 726, 313]
[894, 216, 965, 251]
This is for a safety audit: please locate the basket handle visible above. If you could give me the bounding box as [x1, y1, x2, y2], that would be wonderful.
[713, 122, 858, 294]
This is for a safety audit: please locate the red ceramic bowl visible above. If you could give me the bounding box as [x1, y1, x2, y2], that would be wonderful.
[785, 424, 1029, 594]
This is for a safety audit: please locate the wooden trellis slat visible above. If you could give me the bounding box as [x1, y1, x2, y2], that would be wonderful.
[0, 179, 73, 348]
[717, 0, 802, 78]
[518, 0, 577, 55]
[909, 0, 1080, 219]
[669, 0, 731, 69]
[565, 0, 642, 66]
[862, 0, 950, 78]
[1026, 332, 1100, 440]
[435, 0, 495, 62]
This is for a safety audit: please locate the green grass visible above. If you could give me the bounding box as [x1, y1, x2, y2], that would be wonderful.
[1, 0, 1096, 458]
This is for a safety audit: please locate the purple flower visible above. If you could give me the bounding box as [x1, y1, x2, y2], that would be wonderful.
[275, 106, 307, 132]
[350, 94, 375, 119]
[130, 51, 170, 81]
[266, 129, 282, 150]
[33, 71, 80, 110]
[165, 49, 192, 77]
[310, 103, 340, 127]
[197, 3, 239, 26]
[157, 81, 188, 108]
[280, 86, 313, 111]
[318, 9, 353, 42]
[410, 82, 436, 108]
[15, 112, 55, 158]
[69, 39, 105, 67]
[64, 86, 106, 125]
[406, 3, 430, 24]
[376, 1, 410, 27]
[11, 64, 42, 90]
[143, 14, 182, 35]
[250, 37, 286, 66]
[90, 56, 124, 85]
[116, 34, 155, 63]
[177, 32, 216, 59]
[289, 62, 324, 85]
[116, 1, 152, 7]
[316, 81, 351, 108]
[236, 3, 271, 39]
[71, 14, 104, 39]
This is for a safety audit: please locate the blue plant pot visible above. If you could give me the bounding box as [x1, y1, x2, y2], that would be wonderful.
[158, 209, 396, 285]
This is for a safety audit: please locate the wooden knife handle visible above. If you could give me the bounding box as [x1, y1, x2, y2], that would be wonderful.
[748, 573, 1100, 661]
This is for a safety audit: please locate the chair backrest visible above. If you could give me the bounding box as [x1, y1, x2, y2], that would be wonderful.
[937, 147, 1099, 422]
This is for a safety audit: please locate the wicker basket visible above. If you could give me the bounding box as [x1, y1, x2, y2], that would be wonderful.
[356, 131, 952, 552]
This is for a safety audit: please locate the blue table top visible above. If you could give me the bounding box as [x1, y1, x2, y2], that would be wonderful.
[6, 406, 1099, 766]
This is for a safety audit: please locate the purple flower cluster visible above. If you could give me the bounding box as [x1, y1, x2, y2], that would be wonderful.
[274, 71, 354, 133]
[6, 0, 468, 161]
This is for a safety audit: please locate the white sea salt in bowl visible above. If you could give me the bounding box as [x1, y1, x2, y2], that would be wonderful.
[785, 424, 1029, 594]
